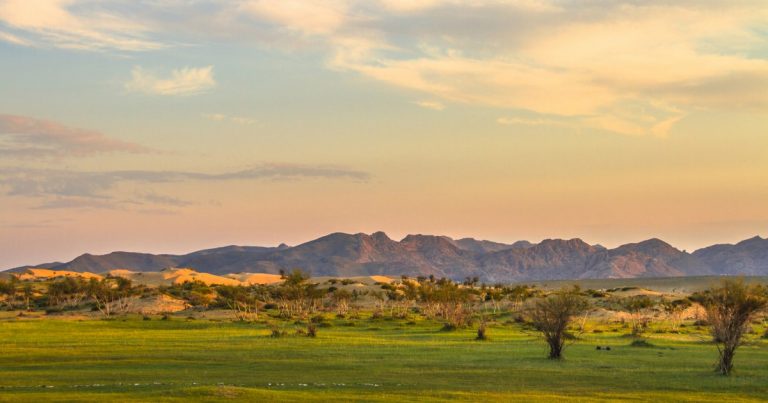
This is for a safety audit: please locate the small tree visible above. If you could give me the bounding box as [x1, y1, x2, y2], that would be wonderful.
[48, 277, 88, 309]
[662, 298, 692, 332]
[330, 288, 352, 316]
[0, 279, 15, 310]
[528, 288, 589, 359]
[692, 279, 767, 375]
[21, 283, 34, 311]
[619, 295, 654, 336]
[216, 285, 259, 321]
[87, 277, 135, 317]
[274, 269, 321, 318]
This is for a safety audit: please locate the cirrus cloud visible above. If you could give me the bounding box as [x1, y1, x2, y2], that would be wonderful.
[125, 66, 216, 96]
[0, 0, 163, 51]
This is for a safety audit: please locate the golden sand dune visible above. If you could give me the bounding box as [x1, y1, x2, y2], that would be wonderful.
[225, 273, 284, 285]
[17, 268, 102, 281]
[15, 267, 389, 288]
[369, 275, 394, 284]
[169, 270, 241, 286]
[108, 268, 241, 286]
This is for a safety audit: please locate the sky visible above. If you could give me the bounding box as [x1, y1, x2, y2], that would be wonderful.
[0, 0, 767, 268]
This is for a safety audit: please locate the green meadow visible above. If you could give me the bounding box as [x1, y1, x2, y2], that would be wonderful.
[1, 315, 766, 402]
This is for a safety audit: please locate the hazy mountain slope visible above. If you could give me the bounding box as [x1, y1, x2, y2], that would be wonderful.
[453, 238, 518, 253]
[177, 246, 280, 274]
[479, 239, 599, 282]
[52, 252, 179, 273]
[581, 238, 710, 279]
[693, 236, 768, 276]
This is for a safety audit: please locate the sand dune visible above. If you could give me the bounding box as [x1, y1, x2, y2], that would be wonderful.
[107, 268, 241, 286]
[225, 273, 283, 285]
[17, 269, 102, 281]
[13, 268, 390, 288]
[369, 275, 394, 284]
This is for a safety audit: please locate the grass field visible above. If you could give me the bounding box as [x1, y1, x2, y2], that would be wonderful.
[1, 313, 767, 402]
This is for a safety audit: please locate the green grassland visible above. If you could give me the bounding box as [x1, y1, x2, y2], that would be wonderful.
[1, 313, 767, 402]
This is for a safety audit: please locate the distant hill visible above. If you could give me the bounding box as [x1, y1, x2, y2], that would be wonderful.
[6, 233, 767, 282]
[692, 236, 768, 275]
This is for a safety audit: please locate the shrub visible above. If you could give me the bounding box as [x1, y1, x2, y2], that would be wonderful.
[269, 325, 287, 338]
[310, 314, 325, 324]
[441, 323, 458, 331]
[629, 339, 655, 348]
[476, 324, 488, 341]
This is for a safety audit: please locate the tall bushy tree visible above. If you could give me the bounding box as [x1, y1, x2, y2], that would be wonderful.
[693, 279, 768, 375]
[528, 288, 589, 359]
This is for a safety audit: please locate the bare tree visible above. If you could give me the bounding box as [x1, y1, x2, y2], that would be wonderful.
[693, 279, 768, 375]
[528, 288, 589, 359]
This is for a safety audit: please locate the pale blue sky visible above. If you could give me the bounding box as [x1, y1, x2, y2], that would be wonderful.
[1, 0, 766, 268]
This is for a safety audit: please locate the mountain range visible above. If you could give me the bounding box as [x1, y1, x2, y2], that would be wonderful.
[7, 233, 768, 283]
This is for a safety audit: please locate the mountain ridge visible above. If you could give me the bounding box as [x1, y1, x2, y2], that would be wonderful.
[7, 233, 767, 282]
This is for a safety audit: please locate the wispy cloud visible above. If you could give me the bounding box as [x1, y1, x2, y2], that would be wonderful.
[136, 191, 194, 207]
[276, 0, 766, 136]
[202, 113, 257, 125]
[414, 100, 445, 111]
[2, 1, 765, 136]
[0, 114, 151, 158]
[238, 0, 350, 36]
[126, 66, 216, 96]
[0, 218, 71, 229]
[0, 163, 370, 209]
[0, 29, 29, 46]
[0, 0, 163, 51]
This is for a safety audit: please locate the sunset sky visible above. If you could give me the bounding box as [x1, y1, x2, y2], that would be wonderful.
[1, 0, 767, 268]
